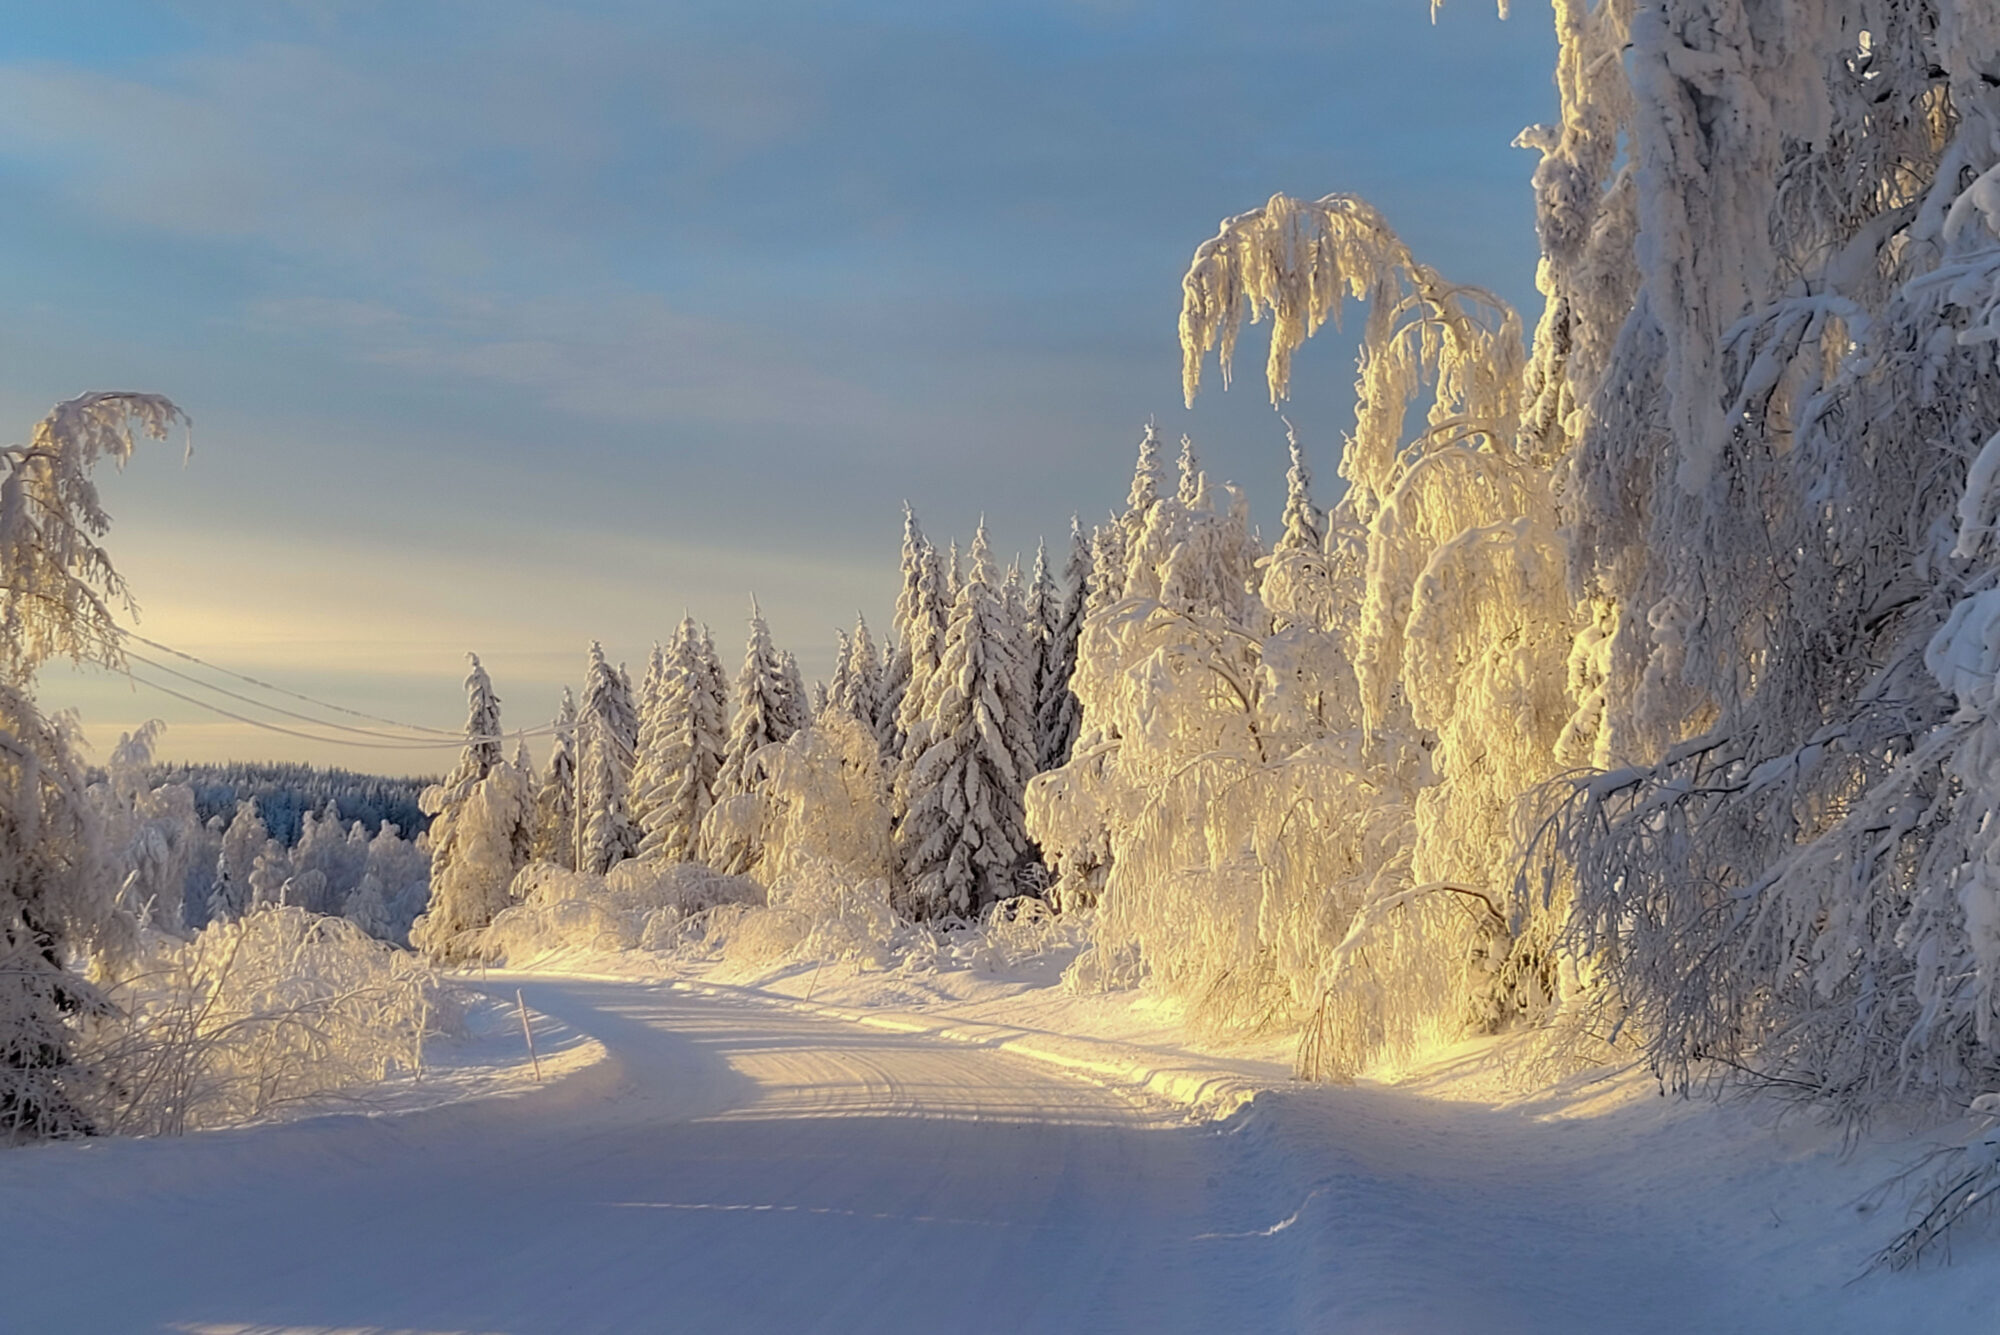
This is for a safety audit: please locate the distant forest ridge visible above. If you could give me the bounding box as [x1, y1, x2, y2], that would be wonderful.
[147, 760, 439, 846]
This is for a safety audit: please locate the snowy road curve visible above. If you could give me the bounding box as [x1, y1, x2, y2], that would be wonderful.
[4, 977, 1930, 1334]
[2, 980, 1297, 1334]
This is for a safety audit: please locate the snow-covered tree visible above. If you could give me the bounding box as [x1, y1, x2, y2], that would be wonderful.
[0, 392, 185, 1136]
[832, 614, 883, 740]
[409, 760, 534, 962]
[714, 604, 791, 807]
[758, 712, 892, 889]
[891, 512, 952, 820]
[453, 653, 505, 788]
[207, 799, 268, 924]
[1176, 433, 1200, 507]
[628, 643, 671, 834]
[1514, 0, 2000, 1124]
[1036, 518, 1090, 772]
[1122, 423, 1166, 546]
[638, 617, 727, 865]
[575, 642, 640, 876]
[703, 606, 791, 879]
[881, 505, 941, 762]
[532, 688, 578, 869]
[896, 523, 1039, 918]
[1275, 419, 1322, 554]
[90, 722, 203, 933]
[776, 650, 810, 741]
[412, 655, 537, 959]
[822, 629, 853, 720]
[1084, 519, 1127, 618]
[1029, 177, 1540, 1075]
[1261, 423, 1337, 635]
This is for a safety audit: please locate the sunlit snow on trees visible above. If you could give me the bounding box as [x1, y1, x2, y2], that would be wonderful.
[14, 2, 2000, 1269]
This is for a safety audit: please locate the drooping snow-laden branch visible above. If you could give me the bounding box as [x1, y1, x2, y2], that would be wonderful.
[1178, 192, 1524, 505]
[0, 392, 187, 683]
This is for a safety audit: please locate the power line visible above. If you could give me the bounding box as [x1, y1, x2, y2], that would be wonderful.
[122, 650, 463, 742]
[120, 670, 560, 751]
[115, 627, 463, 736]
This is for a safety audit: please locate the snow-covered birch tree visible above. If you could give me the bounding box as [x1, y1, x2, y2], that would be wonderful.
[0, 392, 185, 1137]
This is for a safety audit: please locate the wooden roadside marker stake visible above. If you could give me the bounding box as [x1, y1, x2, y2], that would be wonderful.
[517, 988, 543, 1083]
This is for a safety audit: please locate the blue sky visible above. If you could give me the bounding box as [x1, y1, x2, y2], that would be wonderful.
[4, 0, 1557, 773]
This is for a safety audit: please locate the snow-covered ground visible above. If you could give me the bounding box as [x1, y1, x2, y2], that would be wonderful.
[4, 962, 1999, 1333]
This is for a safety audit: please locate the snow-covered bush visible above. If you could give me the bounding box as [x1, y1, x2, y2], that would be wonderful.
[758, 713, 892, 888]
[477, 858, 764, 964]
[78, 906, 452, 1136]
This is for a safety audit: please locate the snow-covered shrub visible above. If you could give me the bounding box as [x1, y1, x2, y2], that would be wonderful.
[78, 906, 451, 1136]
[960, 894, 1088, 975]
[477, 858, 763, 963]
[758, 713, 891, 888]
[1872, 1093, 2000, 1271]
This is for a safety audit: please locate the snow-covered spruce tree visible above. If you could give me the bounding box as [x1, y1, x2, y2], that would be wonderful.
[1028, 539, 1056, 682]
[706, 604, 793, 873]
[695, 624, 729, 771]
[832, 614, 883, 740]
[627, 643, 670, 836]
[896, 523, 1039, 918]
[822, 629, 854, 721]
[575, 642, 641, 876]
[1122, 422, 1166, 551]
[1262, 423, 1339, 636]
[999, 557, 1042, 796]
[638, 617, 726, 865]
[1176, 434, 1201, 507]
[1035, 517, 1090, 772]
[881, 505, 939, 763]
[0, 392, 185, 1136]
[890, 510, 952, 811]
[776, 649, 810, 741]
[206, 798, 268, 924]
[531, 688, 578, 869]
[411, 655, 536, 961]
[713, 604, 790, 803]
[457, 652, 505, 786]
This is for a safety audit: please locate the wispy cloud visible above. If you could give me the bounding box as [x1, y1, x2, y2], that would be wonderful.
[6, 0, 1557, 769]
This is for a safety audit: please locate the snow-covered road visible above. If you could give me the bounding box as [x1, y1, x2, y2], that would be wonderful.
[1, 980, 1299, 1334]
[5, 976, 1985, 1334]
